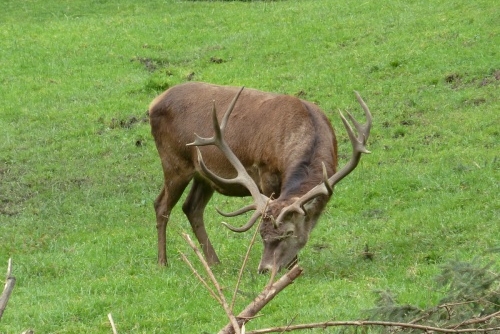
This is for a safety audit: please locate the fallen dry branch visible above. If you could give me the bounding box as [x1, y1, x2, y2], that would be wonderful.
[181, 233, 241, 334]
[179, 229, 500, 334]
[0, 258, 16, 321]
[179, 252, 223, 305]
[180, 229, 302, 334]
[179, 233, 500, 334]
[219, 265, 303, 334]
[245, 320, 500, 333]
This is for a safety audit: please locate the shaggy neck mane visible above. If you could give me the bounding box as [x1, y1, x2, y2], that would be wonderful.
[279, 103, 328, 199]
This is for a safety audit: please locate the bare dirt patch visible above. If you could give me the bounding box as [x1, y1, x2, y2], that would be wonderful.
[97, 111, 149, 133]
[209, 56, 225, 64]
[479, 69, 500, 87]
[109, 114, 149, 129]
[131, 56, 170, 72]
[445, 69, 499, 89]
[0, 163, 35, 216]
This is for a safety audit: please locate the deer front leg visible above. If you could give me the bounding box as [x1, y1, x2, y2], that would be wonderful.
[182, 179, 220, 265]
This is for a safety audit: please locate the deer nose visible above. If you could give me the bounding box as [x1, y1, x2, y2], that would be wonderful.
[258, 263, 273, 274]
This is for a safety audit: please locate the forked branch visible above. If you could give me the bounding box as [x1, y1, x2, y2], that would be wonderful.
[181, 233, 241, 334]
[219, 266, 303, 334]
[180, 228, 303, 334]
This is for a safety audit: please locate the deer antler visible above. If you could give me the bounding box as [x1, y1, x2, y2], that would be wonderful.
[276, 91, 372, 223]
[187, 87, 270, 232]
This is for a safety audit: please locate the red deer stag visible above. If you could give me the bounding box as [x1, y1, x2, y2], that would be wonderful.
[149, 82, 372, 273]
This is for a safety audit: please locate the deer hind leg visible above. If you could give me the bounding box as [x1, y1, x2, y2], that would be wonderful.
[182, 179, 220, 266]
[154, 179, 189, 266]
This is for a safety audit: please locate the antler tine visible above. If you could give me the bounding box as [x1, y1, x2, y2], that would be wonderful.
[187, 87, 270, 232]
[220, 86, 244, 132]
[216, 204, 256, 217]
[222, 210, 262, 232]
[322, 162, 334, 196]
[276, 92, 372, 223]
[195, 147, 230, 185]
[354, 91, 372, 132]
[188, 86, 244, 147]
[348, 91, 372, 146]
[275, 201, 304, 224]
[327, 92, 372, 187]
[196, 147, 264, 220]
[276, 162, 335, 223]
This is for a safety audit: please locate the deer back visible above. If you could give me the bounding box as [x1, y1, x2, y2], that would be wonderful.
[149, 82, 338, 198]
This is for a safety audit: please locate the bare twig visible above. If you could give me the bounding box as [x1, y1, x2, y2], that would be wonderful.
[179, 252, 223, 305]
[231, 196, 273, 310]
[219, 265, 303, 334]
[265, 260, 278, 290]
[281, 314, 299, 333]
[0, 258, 16, 320]
[181, 233, 241, 334]
[447, 309, 500, 329]
[245, 320, 500, 333]
[409, 299, 492, 325]
[107, 313, 118, 334]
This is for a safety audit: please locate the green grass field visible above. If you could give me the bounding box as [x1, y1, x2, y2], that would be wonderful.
[1, 0, 498, 333]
